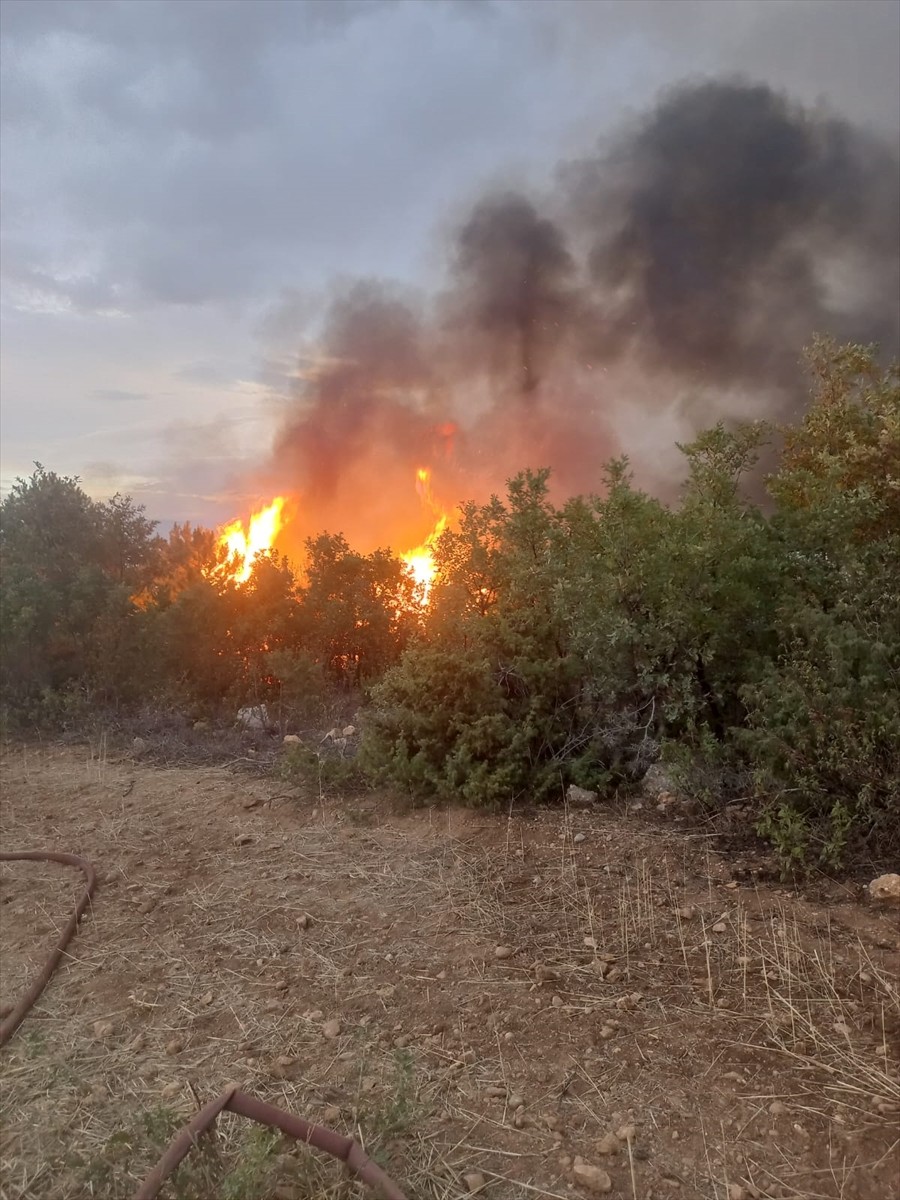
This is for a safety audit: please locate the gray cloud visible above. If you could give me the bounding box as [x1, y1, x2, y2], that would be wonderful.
[1, 0, 898, 524]
[93, 388, 149, 403]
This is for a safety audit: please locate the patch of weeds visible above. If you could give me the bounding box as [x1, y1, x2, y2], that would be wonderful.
[354, 1048, 424, 1179]
[79, 1104, 283, 1200]
[278, 741, 369, 799]
[20, 1029, 47, 1059]
[345, 805, 377, 827]
[219, 1125, 281, 1200]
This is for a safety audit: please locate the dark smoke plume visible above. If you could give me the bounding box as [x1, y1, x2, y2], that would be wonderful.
[263, 79, 899, 552]
[570, 80, 900, 398]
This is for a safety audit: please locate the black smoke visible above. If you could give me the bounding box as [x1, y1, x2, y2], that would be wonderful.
[570, 80, 900, 398]
[263, 79, 899, 547]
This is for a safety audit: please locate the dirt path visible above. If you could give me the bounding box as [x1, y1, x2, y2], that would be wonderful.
[0, 744, 897, 1199]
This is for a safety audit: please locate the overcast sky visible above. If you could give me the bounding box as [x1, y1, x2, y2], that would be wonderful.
[2, 0, 898, 527]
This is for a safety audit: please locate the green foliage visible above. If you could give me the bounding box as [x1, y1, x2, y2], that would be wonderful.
[738, 340, 900, 866]
[83, 1104, 280, 1199]
[299, 533, 416, 686]
[364, 341, 899, 867]
[278, 740, 367, 798]
[2, 339, 896, 870]
[0, 466, 160, 720]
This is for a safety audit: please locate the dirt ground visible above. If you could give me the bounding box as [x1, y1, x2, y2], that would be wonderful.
[0, 741, 897, 1200]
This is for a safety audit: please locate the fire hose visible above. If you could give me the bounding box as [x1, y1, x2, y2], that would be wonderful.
[0, 850, 408, 1200]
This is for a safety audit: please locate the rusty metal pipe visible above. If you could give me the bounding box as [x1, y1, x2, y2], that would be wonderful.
[0, 851, 97, 1047]
[0, 850, 407, 1198]
[131, 1088, 237, 1200]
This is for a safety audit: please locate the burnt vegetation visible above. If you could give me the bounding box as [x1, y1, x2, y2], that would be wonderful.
[1, 340, 898, 874]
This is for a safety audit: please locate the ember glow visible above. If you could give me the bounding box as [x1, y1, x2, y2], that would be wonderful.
[401, 468, 448, 604]
[213, 469, 450, 600]
[214, 497, 285, 584]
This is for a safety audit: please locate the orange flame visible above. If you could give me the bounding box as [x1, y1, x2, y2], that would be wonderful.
[215, 497, 285, 584]
[401, 468, 447, 604]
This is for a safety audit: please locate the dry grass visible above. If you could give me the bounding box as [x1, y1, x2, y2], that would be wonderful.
[0, 744, 897, 1200]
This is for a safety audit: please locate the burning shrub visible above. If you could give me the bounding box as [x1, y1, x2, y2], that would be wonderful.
[362, 471, 661, 806]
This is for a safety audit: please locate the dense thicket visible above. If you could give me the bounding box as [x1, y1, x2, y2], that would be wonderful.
[1, 341, 897, 868]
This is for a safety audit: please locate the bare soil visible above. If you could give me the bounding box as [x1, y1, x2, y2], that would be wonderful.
[0, 742, 897, 1200]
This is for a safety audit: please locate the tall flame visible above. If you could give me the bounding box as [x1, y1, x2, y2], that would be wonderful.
[215, 497, 285, 584]
[401, 468, 447, 604]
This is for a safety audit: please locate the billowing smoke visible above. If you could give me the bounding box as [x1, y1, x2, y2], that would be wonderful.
[261, 79, 899, 554]
[571, 80, 900, 394]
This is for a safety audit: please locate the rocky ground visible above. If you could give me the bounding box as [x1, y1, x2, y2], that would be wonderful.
[0, 741, 897, 1199]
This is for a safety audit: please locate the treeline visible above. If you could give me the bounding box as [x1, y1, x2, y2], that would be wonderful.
[1, 340, 898, 868]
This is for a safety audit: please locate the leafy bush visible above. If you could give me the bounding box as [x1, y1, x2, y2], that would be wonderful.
[2, 339, 897, 870]
[743, 605, 900, 867]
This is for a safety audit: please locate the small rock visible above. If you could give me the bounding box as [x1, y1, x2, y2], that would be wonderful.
[675, 906, 696, 920]
[322, 1018, 342, 1039]
[615, 1123, 636, 1143]
[551, 994, 564, 1008]
[507, 1093, 524, 1109]
[165, 1037, 184, 1056]
[93, 1019, 115, 1039]
[283, 734, 302, 745]
[132, 737, 146, 755]
[138, 898, 156, 915]
[494, 945, 514, 960]
[199, 991, 214, 1006]
[193, 720, 209, 732]
[342, 725, 356, 737]
[728, 1186, 746, 1200]
[573, 833, 586, 845]
[596, 1132, 620, 1155]
[321, 1104, 341, 1123]
[641, 762, 674, 797]
[535, 963, 560, 983]
[572, 1156, 612, 1193]
[567, 785, 598, 807]
[484, 1085, 507, 1098]
[160, 1081, 181, 1099]
[712, 922, 728, 934]
[241, 795, 260, 810]
[868, 873, 900, 904]
[297, 913, 311, 930]
[768, 1100, 786, 1116]
[463, 1172, 487, 1194]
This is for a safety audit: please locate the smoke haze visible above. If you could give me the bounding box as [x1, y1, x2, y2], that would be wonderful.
[261, 78, 900, 553]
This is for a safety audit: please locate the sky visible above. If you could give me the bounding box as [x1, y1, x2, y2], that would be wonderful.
[1, 0, 899, 530]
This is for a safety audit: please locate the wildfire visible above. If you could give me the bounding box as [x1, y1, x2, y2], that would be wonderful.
[214, 497, 285, 584]
[212, 470, 448, 602]
[401, 468, 448, 604]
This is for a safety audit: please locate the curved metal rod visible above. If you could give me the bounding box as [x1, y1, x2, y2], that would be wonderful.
[134, 1088, 408, 1200]
[0, 850, 98, 1048]
[0, 849, 407, 1197]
